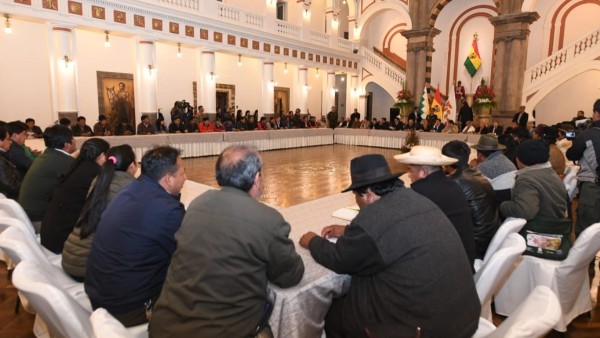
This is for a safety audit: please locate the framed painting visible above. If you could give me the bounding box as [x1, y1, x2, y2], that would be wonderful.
[96, 71, 135, 132]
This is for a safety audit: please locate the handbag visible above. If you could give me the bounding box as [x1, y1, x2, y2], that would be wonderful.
[519, 215, 573, 261]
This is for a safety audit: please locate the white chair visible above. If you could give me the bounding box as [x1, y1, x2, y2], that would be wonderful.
[495, 222, 600, 332]
[474, 217, 526, 272]
[0, 192, 6, 199]
[12, 260, 94, 338]
[0, 226, 91, 312]
[562, 165, 579, 201]
[90, 308, 148, 338]
[474, 233, 525, 320]
[0, 198, 35, 231]
[0, 215, 61, 267]
[488, 286, 561, 338]
[488, 170, 516, 191]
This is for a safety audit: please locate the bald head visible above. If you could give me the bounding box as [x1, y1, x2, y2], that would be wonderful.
[216, 145, 262, 192]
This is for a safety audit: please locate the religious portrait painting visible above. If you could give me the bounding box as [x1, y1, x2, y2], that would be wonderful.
[96, 71, 135, 132]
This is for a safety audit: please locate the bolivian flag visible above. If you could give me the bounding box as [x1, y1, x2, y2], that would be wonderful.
[464, 36, 481, 77]
[430, 85, 443, 119]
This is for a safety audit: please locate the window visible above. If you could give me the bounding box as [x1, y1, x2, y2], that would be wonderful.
[277, 1, 287, 21]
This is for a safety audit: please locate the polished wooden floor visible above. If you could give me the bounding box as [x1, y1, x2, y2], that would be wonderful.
[0, 145, 598, 337]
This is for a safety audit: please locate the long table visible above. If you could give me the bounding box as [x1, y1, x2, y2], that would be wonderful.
[26, 129, 481, 159]
[179, 180, 353, 338]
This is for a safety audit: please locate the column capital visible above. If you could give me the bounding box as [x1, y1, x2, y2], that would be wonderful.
[400, 27, 441, 40]
[402, 27, 441, 52]
[490, 12, 540, 43]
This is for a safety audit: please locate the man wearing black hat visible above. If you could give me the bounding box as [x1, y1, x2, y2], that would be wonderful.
[567, 98, 600, 236]
[500, 139, 568, 222]
[299, 154, 480, 338]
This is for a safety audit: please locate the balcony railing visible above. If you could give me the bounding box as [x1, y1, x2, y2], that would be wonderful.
[217, 2, 265, 29]
[276, 20, 301, 37]
[526, 28, 600, 90]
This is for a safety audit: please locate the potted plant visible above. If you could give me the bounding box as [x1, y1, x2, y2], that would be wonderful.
[472, 79, 497, 117]
[400, 129, 419, 153]
[393, 87, 415, 121]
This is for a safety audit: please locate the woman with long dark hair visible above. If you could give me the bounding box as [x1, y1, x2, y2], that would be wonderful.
[40, 138, 110, 253]
[62, 144, 137, 280]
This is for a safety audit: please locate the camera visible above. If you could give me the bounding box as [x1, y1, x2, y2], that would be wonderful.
[565, 131, 577, 140]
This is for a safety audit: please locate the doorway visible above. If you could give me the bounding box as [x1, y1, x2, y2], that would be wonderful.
[216, 91, 228, 112]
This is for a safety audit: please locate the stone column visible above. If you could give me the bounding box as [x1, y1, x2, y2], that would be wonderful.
[51, 26, 78, 117]
[262, 61, 275, 118]
[401, 27, 441, 101]
[137, 40, 157, 118]
[200, 51, 217, 114]
[298, 67, 308, 114]
[326, 71, 336, 116]
[489, 12, 539, 116]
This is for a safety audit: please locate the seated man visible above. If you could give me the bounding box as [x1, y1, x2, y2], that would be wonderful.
[25, 118, 43, 138]
[198, 117, 214, 132]
[85, 146, 186, 327]
[93, 115, 112, 136]
[114, 118, 134, 135]
[185, 117, 199, 133]
[299, 154, 479, 337]
[7, 121, 34, 178]
[18, 125, 76, 231]
[470, 135, 516, 180]
[150, 145, 304, 337]
[395, 146, 476, 268]
[442, 140, 500, 259]
[137, 115, 156, 135]
[168, 117, 186, 133]
[72, 116, 94, 136]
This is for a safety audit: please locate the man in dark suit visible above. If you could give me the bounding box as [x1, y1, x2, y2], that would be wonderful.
[6, 121, 34, 178]
[488, 120, 503, 136]
[512, 105, 529, 127]
[432, 118, 445, 133]
[350, 108, 361, 123]
[299, 154, 480, 338]
[18, 125, 76, 231]
[395, 146, 476, 268]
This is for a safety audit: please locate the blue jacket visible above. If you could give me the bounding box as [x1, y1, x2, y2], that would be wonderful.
[85, 175, 185, 314]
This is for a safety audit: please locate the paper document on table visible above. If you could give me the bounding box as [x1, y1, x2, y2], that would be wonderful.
[332, 206, 359, 221]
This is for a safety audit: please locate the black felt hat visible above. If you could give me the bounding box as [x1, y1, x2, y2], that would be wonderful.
[517, 139, 549, 166]
[342, 154, 402, 193]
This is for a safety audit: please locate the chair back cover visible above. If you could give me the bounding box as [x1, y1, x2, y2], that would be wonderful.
[0, 199, 35, 234]
[487, 285, 561, 338]
[555, 222, 600, 315]
[480, 218, 526, 267]
[474, 233, 525, 319]
[489, 170, 516, 190]
[12, 260, 93, 338]
[90, 308, 149, 338]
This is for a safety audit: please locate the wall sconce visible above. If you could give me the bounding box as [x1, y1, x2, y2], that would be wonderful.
[303, 9, 311, 19]
[341, 73, 345, 82]
[315, 68, 320, 78]
[284, 62, 288, 74]
[342, 0, 347, 4]
[303, 84, 310, 91]
[104, 31, 110, 47]
[332, 17, 339, 29]
[268, 0, 275, 6]
[209, 72, 217, 81]
[63, 55, 71, 68]
[177, 43, 182, 58]
[237, 54, 242, 67]
[147, 64, 155, 75]
[4, 14, 11, 34]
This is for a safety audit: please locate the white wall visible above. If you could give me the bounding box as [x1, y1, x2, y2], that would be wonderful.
[563, 4, 600, 44]
[155, 42, 199, 119]
[0, 20, 53, 126]
[75, 29, 136, 123]
[533, 70, 600, 124]
[215, 52, 263, 113]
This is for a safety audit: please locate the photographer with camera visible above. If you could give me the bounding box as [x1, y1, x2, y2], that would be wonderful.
[566, 99, 600, 237]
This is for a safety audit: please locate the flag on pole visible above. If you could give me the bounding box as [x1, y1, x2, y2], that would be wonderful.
[419, 86, 429, 120]
[444, 83, 458, 122]
[464, 34, 481, 77]
[430, 85, 443, 119]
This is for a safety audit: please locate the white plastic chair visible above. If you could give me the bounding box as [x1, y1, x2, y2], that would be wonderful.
[12, 260, 94, 338]
[0, 226, 91, 312]
[474, 218, 526, 272]
[474, 233, 525, 320]
[488, 170, 516, 191]
[562, 165, 579, 201]
[0, 198, 35, 231]
[90, 308, 148, 338]
[0, 192, 6, 199]
[0, 215, 61, 267]
[495, 222, 600, 332]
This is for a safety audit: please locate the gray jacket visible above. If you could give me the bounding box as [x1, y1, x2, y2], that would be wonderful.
[500, 163, 568, 220]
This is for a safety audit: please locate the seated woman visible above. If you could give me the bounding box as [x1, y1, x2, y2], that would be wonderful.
[62, 145, 137, 281]
[475, 120, 488, 134]
[0, 124, 21, 199]
[40, 138, 110, 253]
